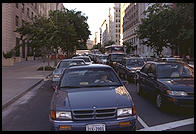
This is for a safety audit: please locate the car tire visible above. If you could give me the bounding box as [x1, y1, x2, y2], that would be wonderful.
[156, 93, 165, 111]
[136, 82, 143, 96]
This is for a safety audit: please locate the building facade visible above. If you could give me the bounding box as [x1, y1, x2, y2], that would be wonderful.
[121, 3, 172, 57]
[100, 3, 121, 47]
[2, 3, 65, 63]
[86, 40, 94, 50]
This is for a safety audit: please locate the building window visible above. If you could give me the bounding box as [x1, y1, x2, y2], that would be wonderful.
[16, 3, 18, 8]
[22, 3, 24, 13]
[27, 8, 29, 18]
[15, 15, 19, 26]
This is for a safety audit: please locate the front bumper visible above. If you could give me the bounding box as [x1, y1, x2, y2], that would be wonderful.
[49, 116, 137, 131]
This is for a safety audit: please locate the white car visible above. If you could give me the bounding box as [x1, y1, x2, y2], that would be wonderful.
[72, 56, 93, 64]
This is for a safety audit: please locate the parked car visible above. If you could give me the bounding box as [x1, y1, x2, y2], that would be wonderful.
[106, 53, 125, 70]
[49, 64, 137, 131]
[136, 61, 194, 111]
[160, 57, 183, 62]
[116, 57, 145, 83]
[51, 59, 86, 90]
[72, 56, 93, 64]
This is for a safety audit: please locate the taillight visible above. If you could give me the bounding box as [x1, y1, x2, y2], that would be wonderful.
[132, 106, 136, 115]
[50, 110, 56, 120]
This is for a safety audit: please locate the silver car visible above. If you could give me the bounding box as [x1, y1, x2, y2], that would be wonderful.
[51, 59, 86, 90]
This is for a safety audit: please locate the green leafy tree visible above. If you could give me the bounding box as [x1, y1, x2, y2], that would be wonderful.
[103, 40, 115, 47]
[123, 41, 136, 54]
[137, 4, 172, 57]
[137, 3, 194, 58]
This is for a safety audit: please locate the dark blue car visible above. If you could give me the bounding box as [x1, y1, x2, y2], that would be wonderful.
[136, 61, 194, 111]
[49, 64, 137, 131]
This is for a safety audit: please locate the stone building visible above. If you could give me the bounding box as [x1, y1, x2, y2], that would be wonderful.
[2, 3, 64, 64]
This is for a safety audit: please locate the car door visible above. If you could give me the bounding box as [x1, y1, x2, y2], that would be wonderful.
[139, 63, 151, 93]
[145, 64, 157, 95]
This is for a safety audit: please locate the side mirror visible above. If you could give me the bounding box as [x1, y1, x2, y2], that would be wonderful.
[122, 80, 128, 86]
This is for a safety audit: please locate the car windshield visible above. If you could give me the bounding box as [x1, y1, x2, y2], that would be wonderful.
[60, 68, 122, 89]
[111, 54, 124, 62]
[57, 61, 70, 68]
[74, 57, 91, 62]
[157, 63, 194, 78]
[126, 59, 145, 67]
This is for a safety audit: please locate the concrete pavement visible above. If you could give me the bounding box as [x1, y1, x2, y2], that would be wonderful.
[2, 59, 55, 109]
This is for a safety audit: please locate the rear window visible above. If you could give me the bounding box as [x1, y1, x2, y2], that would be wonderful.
[111, 54, 124, 62]
[74, 57, 91, 62]
[57, 61, 70, 68]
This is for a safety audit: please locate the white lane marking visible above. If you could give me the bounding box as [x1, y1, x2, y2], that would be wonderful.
[138, 117, 194, 131]
[137, 116, 149, 128]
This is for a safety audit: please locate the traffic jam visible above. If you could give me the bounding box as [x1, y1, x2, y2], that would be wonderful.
[48, 45, 194, 131]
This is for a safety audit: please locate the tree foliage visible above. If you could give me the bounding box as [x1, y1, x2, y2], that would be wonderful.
[15, 9, 91, 59]
[137, 3, 194, 57]
[103, 40, 115, 47]
[123, 41, 136, 54]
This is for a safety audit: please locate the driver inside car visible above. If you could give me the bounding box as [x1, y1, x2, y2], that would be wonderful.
[94, 74, 112, 83]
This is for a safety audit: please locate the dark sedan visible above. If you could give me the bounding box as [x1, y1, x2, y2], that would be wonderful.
[116, 57, 145, 83]
[136, 61, 194, 111]
[49, 64, 137, 131]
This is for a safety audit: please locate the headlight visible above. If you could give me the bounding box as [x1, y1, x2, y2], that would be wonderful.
[117, 108, 132, 117]
[56, 111, 72, 120]
[166, 90, 188, 96]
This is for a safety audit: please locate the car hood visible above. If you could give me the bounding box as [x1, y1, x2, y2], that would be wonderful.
[52, 86, 133, 110]
[53, 68, 66, 75]
[157, 78, 194, 92]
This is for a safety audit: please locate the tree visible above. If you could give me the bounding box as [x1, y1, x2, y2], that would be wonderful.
[137, 3, 194, 57]
[103, 40, 115, 47]
[123, 41, 136, 55]
[15, 9, 91, 62]
[137, 4, 172, 57]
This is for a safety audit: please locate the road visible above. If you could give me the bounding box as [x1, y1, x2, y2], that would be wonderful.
[2, 79, 194, 131]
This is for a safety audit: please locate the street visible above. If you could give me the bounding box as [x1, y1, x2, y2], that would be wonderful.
[2, 78, 194, 131]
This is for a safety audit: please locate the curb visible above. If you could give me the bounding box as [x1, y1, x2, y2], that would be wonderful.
[2, 72, 52, 110]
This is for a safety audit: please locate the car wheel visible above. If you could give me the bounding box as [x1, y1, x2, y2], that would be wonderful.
[136, 82, 143, 96]
[156, 94, 165, 110]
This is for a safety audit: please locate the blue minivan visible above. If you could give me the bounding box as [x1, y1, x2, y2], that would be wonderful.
[49, 64, 137, 131]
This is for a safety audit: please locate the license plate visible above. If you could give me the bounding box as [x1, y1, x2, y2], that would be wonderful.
[86, 124, 106, 131]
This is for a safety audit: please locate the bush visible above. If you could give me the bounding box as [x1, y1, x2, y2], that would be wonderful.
[37, 66, 55, 71]
[3, 50, 13, 59]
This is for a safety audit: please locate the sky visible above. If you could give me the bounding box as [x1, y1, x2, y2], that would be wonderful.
[63, 3, 114, 41]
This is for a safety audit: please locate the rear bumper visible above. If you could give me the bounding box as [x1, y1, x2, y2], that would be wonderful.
[49, 116, 137, 131]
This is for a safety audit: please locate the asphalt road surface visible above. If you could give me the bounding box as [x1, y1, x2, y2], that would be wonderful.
[2, 79, 194, 131]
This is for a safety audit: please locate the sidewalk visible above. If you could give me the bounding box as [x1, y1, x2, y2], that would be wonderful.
[2, 59, 55, 109]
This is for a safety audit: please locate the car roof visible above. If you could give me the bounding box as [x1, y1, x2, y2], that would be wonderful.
[72, 56, 90, 58]
[60, 59, 85, 62]
[147, 61, 188, 65]
[68, 64, 112, 69]
[124, 57, 144, 60]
